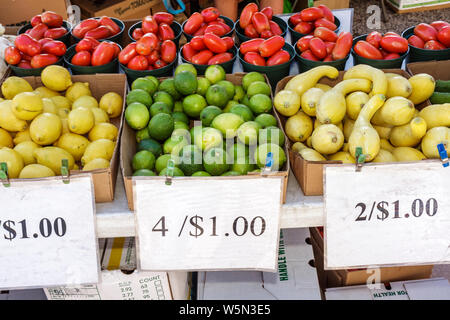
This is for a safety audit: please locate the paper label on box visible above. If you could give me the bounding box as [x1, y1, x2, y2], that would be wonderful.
[134, 177, 283, 271]
[0, 176, 99, 289]
[324, 162, 450, 269]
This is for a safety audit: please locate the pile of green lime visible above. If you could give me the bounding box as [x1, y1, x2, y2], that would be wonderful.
[125, 65, 287, 177]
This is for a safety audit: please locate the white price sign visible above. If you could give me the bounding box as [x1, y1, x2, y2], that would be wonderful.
[0, 175, 99, 289]
[324, 161, 450, 269]
[134, 177, 283, 271]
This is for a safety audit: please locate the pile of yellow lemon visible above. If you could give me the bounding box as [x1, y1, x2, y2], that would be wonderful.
[0, 65, 123, 179]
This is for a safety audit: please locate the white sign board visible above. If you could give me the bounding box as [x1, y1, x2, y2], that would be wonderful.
[134, 177, 283, 271]
[324, 161, 450, 269]
[0, 175, 99, 289]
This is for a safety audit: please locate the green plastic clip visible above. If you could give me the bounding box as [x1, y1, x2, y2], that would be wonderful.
[61, 159, 70, 184]
[165, 159, 175, 186]
[0, 162, 10, 187]
[355, 147, 366, 172]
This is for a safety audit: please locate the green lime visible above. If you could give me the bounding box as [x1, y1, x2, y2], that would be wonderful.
[221, 171, 241, 176]
[133, 169, 156, 176]
[155, 154, 173, 173]
[192, 171, 211, 176]
[137, 138, 162, 158]
[254, 143, 286, 171]
[153, 91, 174, 110]
[230, 104, 254, 122]
[205, 65, 225, 84]
[203, 147, 230, 176]
[240, 94, 250, 107]
[242, 72, 265, 91]
[175, 63, 197, 76]
[255, 113, 277, 128]
[206, 84, 229, 108]
[132, 150, 156, 171]
[249, 94, 272, 114]
[149, 101, 171, 117]
[178, 145, 204, 176]
[190, 125, 202, 145]
[132, 78, 158, 95]
[174, 121, 189, 130]
[126, 89, 153, 108]
[173, 101, 183, 112]
[200, 105, 222, 126]
[194, 127, 223, 151]
[227, 142, 249, 161]
[233, 85, 245, 101]
[211, 113, 244, 138]
[147, 113, 174, 141]
[172, 111, 189, 124]
[217, 80, 235, 100]
[223, 100, 238, 113]
[237, 121, 261, 145]
[145, 76, 159, 89]
[183, 94, 207, 118]
[158, 78, 182, 101]
[259, 126, 285, 146]
[196, 77, 211, 96]
[247, 81, 271, 97]
[159, 167, 185, 176]
[125, 102, 150, 130]
[163, 135, 189, 156]
[135, 127, 150, 143]
[174, 71, 198, 95]
[232, 156, 255, 174]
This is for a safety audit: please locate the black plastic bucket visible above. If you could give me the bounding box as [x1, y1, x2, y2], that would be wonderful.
[288, 16, 341, 46]
[128, 20, 182, 48]
[294, 44, 348, 72]
[10, 57, 64, 77]
[182, 15, 235, 42]
[180, 45, 237, 75]
[63, 43, 121, 75]
[18, 21, 72, 47]
[402, 26, 450, 62]
[235, 16, 287, 46]
[120, 53, 178, 84]
[71, 17, 125, 43]
[351, 34, 409, 69]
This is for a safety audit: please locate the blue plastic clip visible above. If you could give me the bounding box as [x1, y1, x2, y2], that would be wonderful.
[261, 152, 273, 175]
[163, 0, 186, 15]
[437, 143, 449, 168]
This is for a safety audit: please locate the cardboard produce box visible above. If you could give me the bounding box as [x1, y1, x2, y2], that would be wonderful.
[309, 227, 433, 289]
[121, 73, 290, 211]
[197, 228, 322, 300]
[386, 0, 450, 13]
[275, 69, 431, 196]
[326, 278, 450, 300]
[0, 73, 127, 203]
[407, 60, 450, 80]
[0, 0, 68, 26]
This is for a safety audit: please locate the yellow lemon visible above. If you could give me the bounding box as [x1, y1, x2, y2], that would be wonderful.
[12, 92, 43, 120]
[33, 146, 75, 175]
[55, 133, 90, 161]
[68, 107, 95, 134]
[34, 86, 59, 98]
[51, 95, 71, 110]
[81, 139, 115, 166]
[19, 164, 55, 178]
[0, 147, 24, 178]
[30, 113, 62, 145]
[13, 129, 31, 144]
[88, 123, 118, 141]
[0, 128, 13, 148]
[41, 98, 58, 114]
[13, 141, 41, 165]
[60, 118, 70, 134]
[65, 82, 91, 102]
[82, 158, 110, 171]
[41, 65, 72, 92]
[1, 76, 33, 99]
[91, 107, 110, 124]
[0, 100, 28, 132]
[72, 95, 98, 109]
[99, 92, 123, 118]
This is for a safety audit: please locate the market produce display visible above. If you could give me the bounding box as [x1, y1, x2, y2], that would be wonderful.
[354, 31, 409, 60]
[408, 21, 450, 49]
[182, 33, 235, 65]
[289, 5, 337, 35]
[124, 64, 287, 177]
[240, 36, 290, 66]
[0, 65, 122, 178]
[238, 3, 283, 38]
[183, 7, 232, 37]
[72, 16, 122, 40]
[130, 12, 177, 41]
[274, 64, 449, 163]
[70, 38, 121, 67]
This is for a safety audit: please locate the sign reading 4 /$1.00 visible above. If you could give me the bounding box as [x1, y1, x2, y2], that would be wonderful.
[0, 175, 99, 289]
[324, 161, 450, 270]
[133, 176, 283, 271]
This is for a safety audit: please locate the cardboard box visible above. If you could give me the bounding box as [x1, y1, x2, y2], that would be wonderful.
[325, 278, 450, 300]
[121, 73, 290, 211]
[407, 60, 450, 80]
[293, 0, 350, 11]
[385, 0, 450, 13]
[309, 227, 433, 289]
[0, 0, 68, 26]
[0, 73, 127, 203]
[275, 69, 430, 196]
[197, 228, 322, 300]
